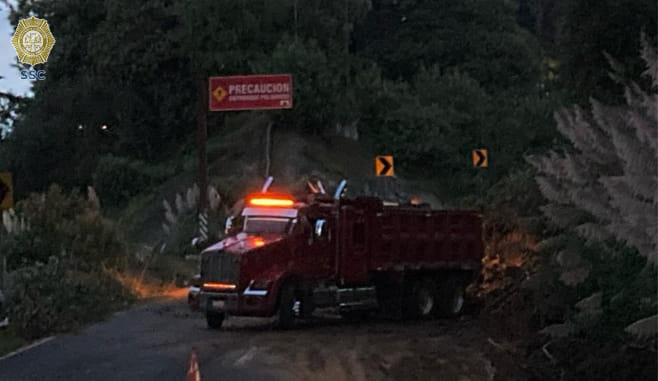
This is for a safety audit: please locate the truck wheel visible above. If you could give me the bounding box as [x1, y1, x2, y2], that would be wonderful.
[436, 278, 465, 317]
[411, 279, 437, 319]
[276, 282, 298, 330]
[206, 311, 225, 329]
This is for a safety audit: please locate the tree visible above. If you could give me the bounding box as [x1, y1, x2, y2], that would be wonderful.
[249, 35, 385, 136]
[294, 0, 371, 53]
[528, 36, 657, 263]
[354, 0, 541, 89]
[0, 83, 25, 138]
[373, 67, 491, 197]
[554, 0, 657, 103]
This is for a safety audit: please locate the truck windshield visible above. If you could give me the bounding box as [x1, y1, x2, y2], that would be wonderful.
[244, 217, 293, 234]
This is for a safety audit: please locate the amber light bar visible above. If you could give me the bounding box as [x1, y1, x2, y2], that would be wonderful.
[203, 282, 236, 290]
[248, 197, 294, 207]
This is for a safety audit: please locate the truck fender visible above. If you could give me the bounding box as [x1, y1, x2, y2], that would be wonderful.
[249, 268, 296, 314]
[269, 271, 299, 305]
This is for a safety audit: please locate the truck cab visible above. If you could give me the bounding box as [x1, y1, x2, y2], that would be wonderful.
[199, 192, 332, 328]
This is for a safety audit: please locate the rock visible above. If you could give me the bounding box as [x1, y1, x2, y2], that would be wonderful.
[575, 292, 602, 312]
[559, 267, 590, 286]
[539, 323, 575, 338]
[625, 314, 657, 339]
[556, 249, 583, 268]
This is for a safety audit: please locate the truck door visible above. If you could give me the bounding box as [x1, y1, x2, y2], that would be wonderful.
[296, 214, 335, 280]
[339, 206, 369, 284]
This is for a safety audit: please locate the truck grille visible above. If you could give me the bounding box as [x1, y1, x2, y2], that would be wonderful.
[201, 250, 239, 284]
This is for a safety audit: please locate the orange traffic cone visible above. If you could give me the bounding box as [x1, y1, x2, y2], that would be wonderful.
[186, 347, 201, 381]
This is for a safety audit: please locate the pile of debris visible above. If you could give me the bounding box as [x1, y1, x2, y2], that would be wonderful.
[470, 226, 540, 342]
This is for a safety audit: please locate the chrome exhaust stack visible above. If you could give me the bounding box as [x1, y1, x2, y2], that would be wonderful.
[307, 181, 319, 194]
[261, 176, 274, 193]
[333, 179, 347, 200]
[316, 181, 326, 194]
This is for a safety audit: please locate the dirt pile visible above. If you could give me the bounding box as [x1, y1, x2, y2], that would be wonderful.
[472, 224, 657, 381]
[471, 227, 540, 342]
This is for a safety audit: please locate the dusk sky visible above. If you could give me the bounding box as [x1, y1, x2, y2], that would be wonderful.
[1, 2, 33, 96]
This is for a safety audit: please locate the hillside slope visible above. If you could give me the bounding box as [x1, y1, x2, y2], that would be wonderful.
[121, 115, 442, 246]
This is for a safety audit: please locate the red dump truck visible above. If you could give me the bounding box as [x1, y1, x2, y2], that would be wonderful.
[198, 181, 483, 329]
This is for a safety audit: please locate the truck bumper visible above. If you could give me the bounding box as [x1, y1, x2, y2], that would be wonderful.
[200, 291, 239, 314]
[200, 290, 275, 317]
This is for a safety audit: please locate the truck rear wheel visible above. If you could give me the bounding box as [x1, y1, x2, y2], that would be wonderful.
[206, 311, 225, 329]
[276, 282, 298, 330]
[436, 278, 465, 317]
[406, 279, 437, 319]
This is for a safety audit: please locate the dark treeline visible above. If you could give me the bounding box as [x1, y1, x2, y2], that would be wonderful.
[0, 0, 654, 200]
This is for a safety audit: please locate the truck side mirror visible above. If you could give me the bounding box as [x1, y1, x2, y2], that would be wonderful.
[315, 219, 327, 240]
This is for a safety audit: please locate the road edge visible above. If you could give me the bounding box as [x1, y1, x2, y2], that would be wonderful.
[0, 336, 55, 362]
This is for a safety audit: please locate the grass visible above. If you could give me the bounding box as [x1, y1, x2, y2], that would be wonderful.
[0, 327, 27, 357]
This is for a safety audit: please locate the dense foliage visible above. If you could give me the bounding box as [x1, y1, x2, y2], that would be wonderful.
[0, 0, 601, 200]
[6, 256, 135, 339]
[518, 42, 657, 380]
[529, 39, 657, 263]
[0, 185, 135, 339]
[0, 185, 129, 270]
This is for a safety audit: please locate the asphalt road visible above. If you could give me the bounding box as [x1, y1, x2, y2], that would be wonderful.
[0, 297, 526, 381]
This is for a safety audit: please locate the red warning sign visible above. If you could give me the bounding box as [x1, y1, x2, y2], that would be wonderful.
[208, 74, 293, 111]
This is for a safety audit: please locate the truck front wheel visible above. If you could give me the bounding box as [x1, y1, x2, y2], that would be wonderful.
[206, 311, 225, 329]
[276, 282, 298, 330]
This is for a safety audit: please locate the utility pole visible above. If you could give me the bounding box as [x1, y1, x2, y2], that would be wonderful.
[294, 0, 298, 40]
[197, 77, 209, 242]
[264, 121, 273, 178]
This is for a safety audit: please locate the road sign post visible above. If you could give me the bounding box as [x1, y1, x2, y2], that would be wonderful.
[197, 78, 208, 242]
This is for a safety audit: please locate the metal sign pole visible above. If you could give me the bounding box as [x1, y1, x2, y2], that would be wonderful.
[264, 121, 273, 178]
[1, 255, 6, 291]
[198, 77, 209, 242]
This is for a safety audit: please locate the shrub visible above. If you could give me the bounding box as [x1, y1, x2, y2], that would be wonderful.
[3, 184, 129, 271]
[0, 230, 57, 271]
[575, 242, 657, 341]
[66, 208, 129, 270]
[6, 257, 135, 340]
[162, 208, 198, 258]
[527, 38, 657, 263]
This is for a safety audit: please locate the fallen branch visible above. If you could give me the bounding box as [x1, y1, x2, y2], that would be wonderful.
[487, 337, 507, 352]
[542, 341, 556, 364]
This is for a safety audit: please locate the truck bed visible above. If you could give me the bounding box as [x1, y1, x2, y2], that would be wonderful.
[368, 207, 483, 272]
